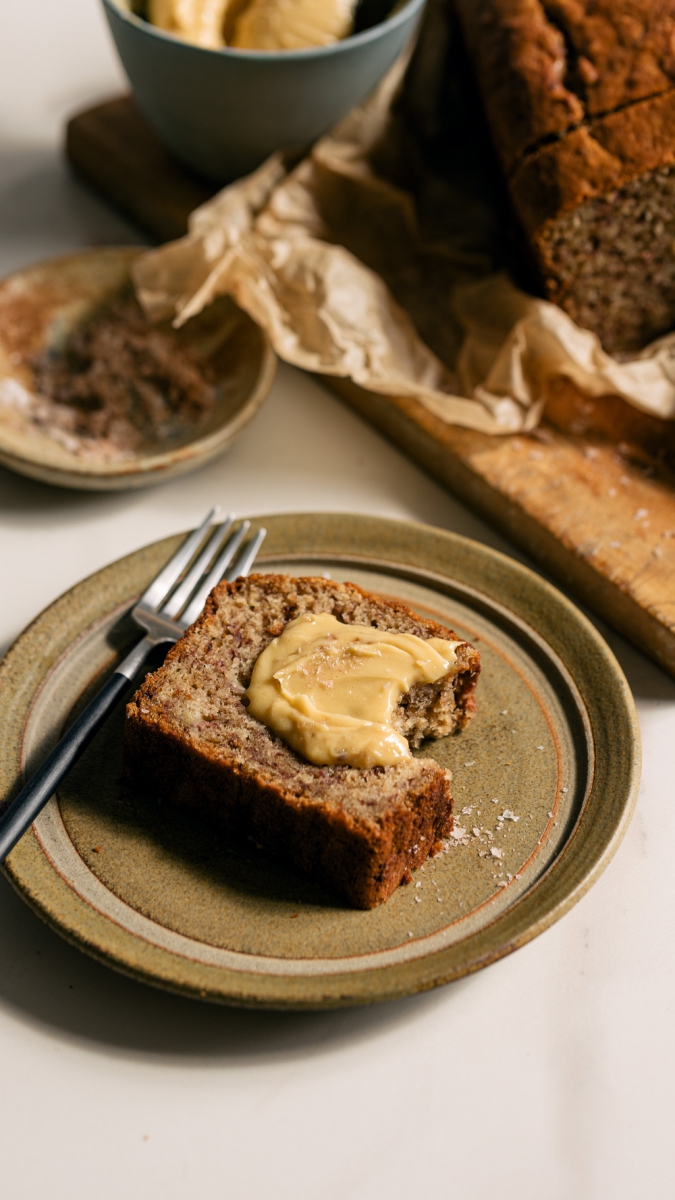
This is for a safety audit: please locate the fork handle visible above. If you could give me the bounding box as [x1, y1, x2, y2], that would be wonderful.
[0, 636, 156, 863]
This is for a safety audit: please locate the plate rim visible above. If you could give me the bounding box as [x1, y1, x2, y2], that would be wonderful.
[0, 513, 641, 1007]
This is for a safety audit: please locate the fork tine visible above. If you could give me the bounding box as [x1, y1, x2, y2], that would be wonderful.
[180, 521, 251, 627]
[160, 515, 234, 618]
[224, 527, 267, 583]
[138, 507, 219, 611]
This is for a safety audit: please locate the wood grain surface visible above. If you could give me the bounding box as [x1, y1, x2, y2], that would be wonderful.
[65, 97, 675, 677]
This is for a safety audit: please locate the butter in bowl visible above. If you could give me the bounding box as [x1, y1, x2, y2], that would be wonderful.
[142, 0, 361, 52]
[101, 0, 427, 180]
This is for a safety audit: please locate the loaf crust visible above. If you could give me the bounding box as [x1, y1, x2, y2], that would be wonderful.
[455, 0, 675, 177]
[453, 0, 675, 352]
[124, 575, 480, 908]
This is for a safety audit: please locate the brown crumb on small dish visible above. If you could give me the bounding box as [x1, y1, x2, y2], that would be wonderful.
[6, 294, 217, 462]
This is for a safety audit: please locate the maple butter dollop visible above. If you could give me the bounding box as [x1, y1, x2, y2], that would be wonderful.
[246, 612, 462, 769]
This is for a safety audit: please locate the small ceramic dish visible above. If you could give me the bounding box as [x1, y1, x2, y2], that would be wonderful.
[0, 247, 276, 491]
[0, 514, 640, 1008]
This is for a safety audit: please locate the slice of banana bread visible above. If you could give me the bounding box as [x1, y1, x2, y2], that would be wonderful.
[124, 575, 480, 908]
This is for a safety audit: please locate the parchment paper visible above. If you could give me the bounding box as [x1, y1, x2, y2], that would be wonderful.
[133, 0, 675, 434]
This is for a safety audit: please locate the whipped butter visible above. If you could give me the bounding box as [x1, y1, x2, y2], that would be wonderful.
[231, 0, 356, 50]
[246, 612, 462, 769]
[148, 0, 356, 50]
[148, 0, 231, 49]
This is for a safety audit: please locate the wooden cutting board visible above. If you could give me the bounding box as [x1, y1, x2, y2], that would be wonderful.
[66, 96, 675, 678]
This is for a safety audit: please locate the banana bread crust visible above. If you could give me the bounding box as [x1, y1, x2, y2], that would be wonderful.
[453, 0, 675, 351]
[124, 574, 480, 908]
[455, 0, 675, 178]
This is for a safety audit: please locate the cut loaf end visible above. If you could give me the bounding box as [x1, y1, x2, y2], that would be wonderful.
[124, 575, 480, 908]
[533, 163, 675, 356]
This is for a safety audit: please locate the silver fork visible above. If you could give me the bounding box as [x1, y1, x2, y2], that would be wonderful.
[0, 509, 266, 863]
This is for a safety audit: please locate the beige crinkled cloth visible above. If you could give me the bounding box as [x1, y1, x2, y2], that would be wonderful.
[133, 11, 675, 435]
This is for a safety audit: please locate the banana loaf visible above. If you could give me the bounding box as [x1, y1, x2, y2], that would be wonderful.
[124, 574, 480, 908]
[453, 0, 675, 353]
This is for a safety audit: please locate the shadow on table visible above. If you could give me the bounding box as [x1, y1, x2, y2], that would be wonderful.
[0, 145, 147, 274]
[0, 873, 464, 1063]
[598, 623, 675, 703]
[0, 457, 135, 520]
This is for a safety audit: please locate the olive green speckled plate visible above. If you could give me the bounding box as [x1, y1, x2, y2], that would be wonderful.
[0, 514, 640, 1008]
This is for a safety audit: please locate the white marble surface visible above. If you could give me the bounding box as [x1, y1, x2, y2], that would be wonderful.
[1, 4, 674, 1198]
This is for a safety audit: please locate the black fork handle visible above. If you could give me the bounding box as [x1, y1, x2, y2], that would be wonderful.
[0, 632, 167, 863]
[1, 671, 134, 864]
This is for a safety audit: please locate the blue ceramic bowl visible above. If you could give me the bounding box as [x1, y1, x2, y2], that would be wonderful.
[101, 0, 427, 182]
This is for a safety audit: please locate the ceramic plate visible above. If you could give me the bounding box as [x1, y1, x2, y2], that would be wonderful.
[0, 248, 276, 490]
[0, 514, 640, 1008]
